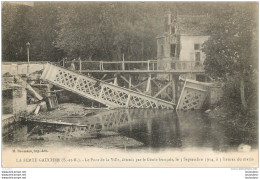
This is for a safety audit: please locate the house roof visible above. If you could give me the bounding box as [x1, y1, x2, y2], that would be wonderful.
[156, 32, 169, 38]
[176, 15, 210, 35]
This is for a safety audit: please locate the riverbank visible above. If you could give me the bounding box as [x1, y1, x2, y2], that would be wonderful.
[208, 105, 258, 147]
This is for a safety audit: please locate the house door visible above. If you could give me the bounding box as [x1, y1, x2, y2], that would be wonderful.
[195, 52, 201, 62]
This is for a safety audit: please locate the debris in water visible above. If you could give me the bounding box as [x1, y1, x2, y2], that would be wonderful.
[237, 143, 251, 152]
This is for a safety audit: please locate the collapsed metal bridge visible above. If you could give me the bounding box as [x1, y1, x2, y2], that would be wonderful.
[41, 63, 175, 109]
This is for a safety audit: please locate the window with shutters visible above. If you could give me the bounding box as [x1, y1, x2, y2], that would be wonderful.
[171, 26, 175, 34]
[170, 44, 176, 57]
[194, 44, 200, 50]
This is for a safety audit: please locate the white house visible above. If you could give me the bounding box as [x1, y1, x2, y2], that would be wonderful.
[156, 12, 210, 81]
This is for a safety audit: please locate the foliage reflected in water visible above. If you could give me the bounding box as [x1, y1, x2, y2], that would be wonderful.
[3, 109, 258, 151]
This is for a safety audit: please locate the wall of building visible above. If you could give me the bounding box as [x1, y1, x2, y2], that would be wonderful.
[2, 87, 27, 115]
[13, 87, 27, 114]
[2, 89, 13, 114]
[157, 36, 171, 59]
[2, 63, 46, 76]
[179, 35, 209, 62]
[157, 38, 163, 58]
[157, 35, 173, 74]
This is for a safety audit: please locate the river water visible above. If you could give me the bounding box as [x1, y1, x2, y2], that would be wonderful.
[3, 107, 258, 152]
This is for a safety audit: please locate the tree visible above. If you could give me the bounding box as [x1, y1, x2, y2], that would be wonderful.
[2, 3, 32, 61]
[55, 2, 166, 61]
[202, 3, 258, 111]
[27, 2, 64, 61]
[2, 2, 64, 62]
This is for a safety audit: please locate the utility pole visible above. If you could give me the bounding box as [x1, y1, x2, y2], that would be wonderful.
[26, 42, 30, 75]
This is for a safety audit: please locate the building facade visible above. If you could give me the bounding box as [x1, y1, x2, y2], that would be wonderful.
[157, 12, 210, 80]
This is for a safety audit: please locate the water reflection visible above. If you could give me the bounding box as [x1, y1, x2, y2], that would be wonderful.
[3, 108, 257, 151]
[117, 109, 182, 149]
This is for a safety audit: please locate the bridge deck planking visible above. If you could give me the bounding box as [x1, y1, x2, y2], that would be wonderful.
[3, 60, 205, 75]
[79, 70, 205, 74]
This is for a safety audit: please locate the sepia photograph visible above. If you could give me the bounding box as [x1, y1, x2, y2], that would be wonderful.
[1, 1, 258, 170]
